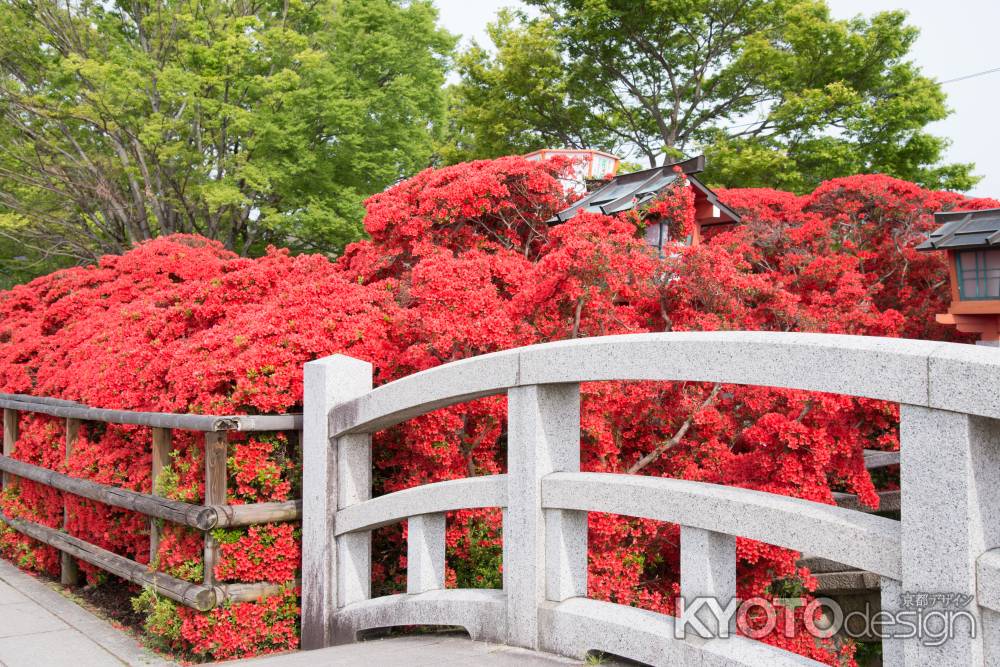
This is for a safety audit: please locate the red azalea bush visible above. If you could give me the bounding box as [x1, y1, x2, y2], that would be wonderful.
[0, 155, 997, 663]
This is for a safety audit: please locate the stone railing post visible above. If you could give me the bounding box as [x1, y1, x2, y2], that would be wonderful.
[301, 355, 372, 650]
[880, 576, 904, 664]
[407, 513, 446, 594]
[894, 404, 1000, 665]
[679, 526, 736, 639]
[505, 383, 581, 649]
[544, 506, 588, 603]
[335, 431, 373, 610]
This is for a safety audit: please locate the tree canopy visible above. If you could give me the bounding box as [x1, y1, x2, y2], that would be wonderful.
[447, 0, 977, 193]
[0, 0, 454, 264]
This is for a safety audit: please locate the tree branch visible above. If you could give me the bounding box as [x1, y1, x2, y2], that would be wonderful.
[627, 383, 722, 474]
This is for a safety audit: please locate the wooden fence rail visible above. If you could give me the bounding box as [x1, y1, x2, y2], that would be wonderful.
[0, 393, 302, 610]
[0, 455, 301, 530]
[0, 395, 302, 432]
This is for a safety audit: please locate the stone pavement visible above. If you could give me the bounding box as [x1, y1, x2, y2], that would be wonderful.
[226, 634, 584, 666]
[0, 556, 582, 667]
[0, 558, 172, 667]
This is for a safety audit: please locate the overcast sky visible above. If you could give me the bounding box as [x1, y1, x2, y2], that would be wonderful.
[434, 0, 1000, 197]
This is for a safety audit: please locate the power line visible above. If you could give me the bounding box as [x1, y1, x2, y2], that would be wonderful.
[938, 66, 1000, 85]
[716, 65, 1000, 133]
[722, 117, 767, 132]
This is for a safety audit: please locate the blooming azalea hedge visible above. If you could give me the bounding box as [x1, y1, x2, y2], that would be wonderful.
[0, 156, 997, 663]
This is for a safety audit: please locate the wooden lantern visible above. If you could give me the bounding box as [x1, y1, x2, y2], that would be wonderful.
[917, 208, 1000, 345]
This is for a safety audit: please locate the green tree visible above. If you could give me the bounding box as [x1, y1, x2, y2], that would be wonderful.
[0, 223, 75, 290]
[0, 0, 454, 266]
[441, 10, 602, 164]
[449, 0, 976, 192]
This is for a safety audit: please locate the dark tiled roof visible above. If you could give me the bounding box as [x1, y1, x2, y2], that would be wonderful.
[917, 208, 1000, 251]
[549, 155, 740, 224]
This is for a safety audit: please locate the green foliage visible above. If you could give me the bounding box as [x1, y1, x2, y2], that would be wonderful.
[210, 528, 245, 546]
[441, 10, 600, 164]
[854, 640, 883, 666]
[449, 0, 976, 192]
[169, 558, 204, 583]
[132, 588, 182, 649]
[0, 521, 38, 570]
[448, 519, 503, 589]
[0, 0, 455, 272]
[154, 453, 198, 503]
[767, 573, 811, 599]
[0, 235, 73, 290]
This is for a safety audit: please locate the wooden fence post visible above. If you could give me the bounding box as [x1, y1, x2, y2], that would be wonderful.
[203, 431, 228, 587]
[150, 427, 172, 565]
[61, 417, 80, 586]
[2, 409, 16, 489]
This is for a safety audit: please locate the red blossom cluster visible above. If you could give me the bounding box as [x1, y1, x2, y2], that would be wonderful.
[1, 155, 996, 663]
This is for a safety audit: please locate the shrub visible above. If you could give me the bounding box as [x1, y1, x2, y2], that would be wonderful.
[1, 157, 993, 663]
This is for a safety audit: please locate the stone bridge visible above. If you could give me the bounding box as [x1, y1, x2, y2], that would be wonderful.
[297, 331, 1000, 666]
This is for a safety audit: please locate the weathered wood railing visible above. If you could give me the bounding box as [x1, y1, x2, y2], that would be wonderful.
[0, 393, 302, 610]
[300, 332, 1000, 666]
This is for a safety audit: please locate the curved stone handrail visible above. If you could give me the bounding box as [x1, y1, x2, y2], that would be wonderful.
[543, 472, 901, 579]
[539, 597, 819, 666]
[334, 475, 507, 535]
[302, 331, 1000, 666]
[333, 589, 507, 645]
[330, 331, 1000, 437]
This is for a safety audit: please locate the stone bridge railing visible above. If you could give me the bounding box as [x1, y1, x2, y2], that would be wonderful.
[299, 331, 1000, 666]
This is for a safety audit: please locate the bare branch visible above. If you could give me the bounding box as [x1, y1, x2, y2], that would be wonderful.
[627, 383, 723, 474]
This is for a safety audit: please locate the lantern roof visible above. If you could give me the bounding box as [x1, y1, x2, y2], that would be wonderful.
[548, 155, 740, 224]
[917, 208, 1000, 252]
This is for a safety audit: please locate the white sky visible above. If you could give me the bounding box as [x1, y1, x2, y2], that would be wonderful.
[434, 0, 1000, 198]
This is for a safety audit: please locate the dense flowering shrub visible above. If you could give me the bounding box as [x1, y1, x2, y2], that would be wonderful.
[0, 236, 398, 659]
[1, 156, 997, 663]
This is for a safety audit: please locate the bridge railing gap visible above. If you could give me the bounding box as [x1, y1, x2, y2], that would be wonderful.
[301, 331, 1000, 667]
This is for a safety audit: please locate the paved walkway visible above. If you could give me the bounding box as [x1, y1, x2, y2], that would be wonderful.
[0, 557, 581, 666]
[226, 634, 583, 666]
[0, 558, 171, 666]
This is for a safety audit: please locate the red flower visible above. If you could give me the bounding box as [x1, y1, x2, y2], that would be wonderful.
[2, 161, 991, 663]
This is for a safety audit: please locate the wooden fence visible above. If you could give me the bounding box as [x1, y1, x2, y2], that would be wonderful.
[0, 393, 302, 611]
